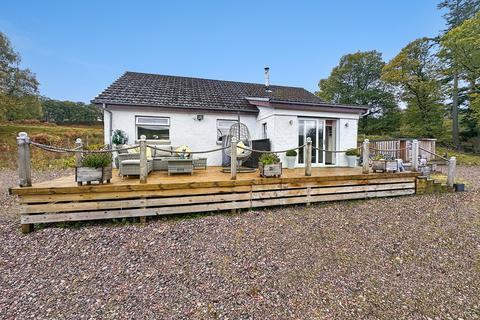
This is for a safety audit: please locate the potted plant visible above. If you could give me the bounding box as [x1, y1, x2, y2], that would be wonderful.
[258, 153, 282, 178]
[75, 153, 113, 185]
[345, 148, 359, 167]
[285, 149, 297, 169]
[112, 129, 128, 146]
[371, 154, 399, 173]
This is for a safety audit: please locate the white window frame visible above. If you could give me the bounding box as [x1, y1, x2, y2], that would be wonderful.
[135, 116, 170, 141]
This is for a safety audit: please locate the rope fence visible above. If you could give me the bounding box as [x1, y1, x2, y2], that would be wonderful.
[29, 141, 140, 154]
[15, 132, 457, 188]
[419, 146, 449, 162]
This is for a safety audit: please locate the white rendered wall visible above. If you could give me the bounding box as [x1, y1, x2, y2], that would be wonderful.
[106, 106, 257, 166]
[256, 106, 360, 167]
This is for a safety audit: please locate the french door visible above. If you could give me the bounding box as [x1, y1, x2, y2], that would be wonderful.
[298, 118, 337, 165]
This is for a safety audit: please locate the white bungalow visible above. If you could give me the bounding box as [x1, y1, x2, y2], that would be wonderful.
[92, 69, 367, 167]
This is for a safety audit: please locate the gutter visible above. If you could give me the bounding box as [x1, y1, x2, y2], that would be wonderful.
[102, 103, 113, 146]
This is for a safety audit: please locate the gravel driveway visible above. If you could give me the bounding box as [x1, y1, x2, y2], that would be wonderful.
[1, 167, 479, 319]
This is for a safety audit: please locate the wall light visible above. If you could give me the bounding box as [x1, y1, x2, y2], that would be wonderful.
[344, 122, 349, 127]
[196, 115, 204, 121]
[289, 120, 294, 125]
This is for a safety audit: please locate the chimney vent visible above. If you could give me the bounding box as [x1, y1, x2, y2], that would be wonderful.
[264, 67, 270, 88]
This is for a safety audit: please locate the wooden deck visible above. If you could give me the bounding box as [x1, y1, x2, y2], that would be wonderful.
[10, 167, 420, 233]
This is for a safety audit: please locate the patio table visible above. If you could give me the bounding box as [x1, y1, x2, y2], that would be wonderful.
[167, 159, 194, 175]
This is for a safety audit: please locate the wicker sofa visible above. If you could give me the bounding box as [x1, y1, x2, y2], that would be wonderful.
[117, 153, 153, 177]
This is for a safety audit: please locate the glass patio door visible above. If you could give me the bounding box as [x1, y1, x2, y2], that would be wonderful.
[298, 118, 324, 165]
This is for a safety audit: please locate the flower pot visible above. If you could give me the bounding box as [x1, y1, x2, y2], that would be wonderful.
[75, 166, 112, 185]
[346, 155, 358, 167]
[372, 160, 399, 173]
[259, 162, 282, 178]
[286, 156, 296, 169]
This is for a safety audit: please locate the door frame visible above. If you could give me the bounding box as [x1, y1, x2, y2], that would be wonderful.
[297, 117, 338, 167]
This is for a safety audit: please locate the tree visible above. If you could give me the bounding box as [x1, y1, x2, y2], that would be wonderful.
[382, 38, 444, 138]
[0, 32, 41, 120]
[316, 50, 401, 135]
[441, 12, 480, 149]
[437, 0, 480, 148]
[41, 98, 102, 124]
[438, 0, 480, 28]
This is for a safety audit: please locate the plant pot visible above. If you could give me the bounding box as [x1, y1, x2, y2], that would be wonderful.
[259, 162, 282, 178]
[286, 156, 296, 169]
[372, 160, 399, 173]
[75, 166, 112, 185]
[346, 155, 358, 167]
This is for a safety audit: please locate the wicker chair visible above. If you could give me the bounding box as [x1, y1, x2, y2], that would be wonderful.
[117, 153, 153, 177]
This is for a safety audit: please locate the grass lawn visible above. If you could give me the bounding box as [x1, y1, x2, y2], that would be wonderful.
[0, 121, 103, 169]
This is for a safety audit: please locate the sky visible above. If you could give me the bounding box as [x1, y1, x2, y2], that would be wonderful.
[1, 0, 447, 103]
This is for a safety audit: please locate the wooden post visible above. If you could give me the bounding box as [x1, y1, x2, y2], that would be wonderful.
[139, 135, 147, 184]
[362, 139, 369, 174]
[231, 136, 237, 180]
[305, 137, 312, 176]
[411, 139, 419, 172]
[447, 156, 456, 188]
[75, 138, 83, 167]
[17, 132, 32, 187]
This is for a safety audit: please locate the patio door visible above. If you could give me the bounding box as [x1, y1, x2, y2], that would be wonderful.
[298, 118, 324, 165]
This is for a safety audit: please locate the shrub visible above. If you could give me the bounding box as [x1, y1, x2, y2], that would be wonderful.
[112, 129, 128, 145]
[286, 149, 297, 157]
[30, 133, 61, 145]
[81, 153, 112, 168]
[259, 153, 280, 165]
[345, 148, 359, 156]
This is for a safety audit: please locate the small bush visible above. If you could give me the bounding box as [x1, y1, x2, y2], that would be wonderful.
[81, 153, 112, 168]
[259, 153, 280, 165]
[345, 148, 359, 156]
[112, 129, 128, 145]
[30, 133, 61, 145]
[286, 149, 297, 156]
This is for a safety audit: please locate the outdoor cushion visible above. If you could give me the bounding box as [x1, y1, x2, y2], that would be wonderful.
[121, 159, 140, 165]
[175, 145, 192, 157]
[153, 146, 173, 157]
[126, 145, 153, 158]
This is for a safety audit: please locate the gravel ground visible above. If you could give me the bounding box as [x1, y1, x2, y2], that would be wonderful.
[0, 167, 479, 319]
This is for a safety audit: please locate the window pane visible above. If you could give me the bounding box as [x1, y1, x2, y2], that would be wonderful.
[305, 120, 317, 163]
[298, 120, 304, 164]
[136, 117, 169, 125]
[137, 125, 169, 140]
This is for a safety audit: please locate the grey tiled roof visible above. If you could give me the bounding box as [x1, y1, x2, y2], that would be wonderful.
[92, 71, 326, 112]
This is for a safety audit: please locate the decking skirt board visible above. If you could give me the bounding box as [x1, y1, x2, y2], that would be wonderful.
[10, 167, 420, 231]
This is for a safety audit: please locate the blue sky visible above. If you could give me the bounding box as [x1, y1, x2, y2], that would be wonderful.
[2, 1, 446, 103]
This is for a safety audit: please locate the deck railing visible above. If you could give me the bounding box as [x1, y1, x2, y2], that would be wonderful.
[16, 133, 457, 188]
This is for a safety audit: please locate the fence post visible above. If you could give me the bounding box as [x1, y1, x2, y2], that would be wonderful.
[17, 132, 32, 187]
[362, 139, 369, 174]
[447, 156, 456, 188]
[139, 135, 147, 184]
[411, 139, 419, 172]
[75, 138, 83, 167]
[230, 137, 237, 180]
[305, 137, 312, 176]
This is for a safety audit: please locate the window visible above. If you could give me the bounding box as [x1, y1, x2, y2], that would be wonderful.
[136, 116, 170, 140]
[262, 122, 268, 139]
[217, 119, 237, 143]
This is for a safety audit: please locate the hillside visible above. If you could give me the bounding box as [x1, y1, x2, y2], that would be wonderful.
[0, 121, 103, 169]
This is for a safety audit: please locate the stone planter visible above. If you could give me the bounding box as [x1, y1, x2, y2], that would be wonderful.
[75, 166, 112, 186]
[259, 162, 282, 178]
[285, 156, 296, 169]
[372, 160, 399, 173]
[346, 155, 358, 167]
